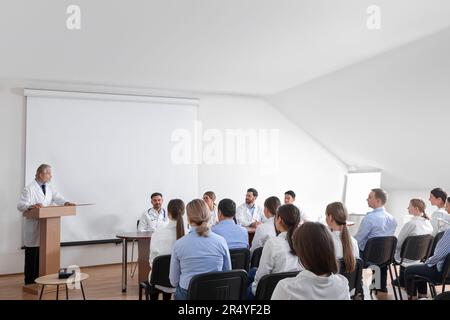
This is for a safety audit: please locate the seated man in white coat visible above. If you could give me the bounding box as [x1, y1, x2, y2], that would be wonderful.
[138, 192, 169, 233]
[236, 188, 264, 228]
[17, 164, 75, 285]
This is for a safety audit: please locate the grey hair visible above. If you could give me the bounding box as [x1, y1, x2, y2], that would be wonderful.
[35, 164, 51, 177]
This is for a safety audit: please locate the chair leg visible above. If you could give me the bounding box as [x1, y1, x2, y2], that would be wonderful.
[392, 265, 402, 300]
[388, 265, 398, 300]
[139, 286, 142, 300]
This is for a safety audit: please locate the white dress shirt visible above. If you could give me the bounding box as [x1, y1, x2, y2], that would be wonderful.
[138, 207, 168, 233]
[208, 206, 219, 228]
[252, 231, 302, 295]
[395, 215, 433, 263]
[430, 208, 450, 235]
[250, 216, 276, 253]
[330, 230, 360, 260]
[271, 270, 351, 300]
[236, 203, 264, 227]
[17, 180, 67, 247]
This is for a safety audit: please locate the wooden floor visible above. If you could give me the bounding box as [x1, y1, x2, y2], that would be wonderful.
[0, 264, 438, 300]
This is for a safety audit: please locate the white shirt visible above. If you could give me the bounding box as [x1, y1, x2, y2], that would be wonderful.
[17, 180, 67, 247]
[395, 215, 433, 263]
[208, 206, 218, 228]
[250, 216, 276, 253]
[271, 270, 351, 300]
[236, 203, 264, 227]
[430, 208, 450, 235]
[252, 231, 302, 295]
[149, 220, 185, 293]
[330, 230, 360, 260]
[138, 208, 168, 233]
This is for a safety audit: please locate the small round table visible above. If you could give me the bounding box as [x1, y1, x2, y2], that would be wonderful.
[35, 273, 89, 300]
[116, 232, 152, 292]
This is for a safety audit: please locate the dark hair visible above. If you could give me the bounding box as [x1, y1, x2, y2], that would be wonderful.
[284, 190, 296, 199]
[218, 199, 236, 218]
[264, 196, 281, 217]
[325, 202, 355, 273]
[431, 188, 448, 204]
[276, 204, 300, 255]
[151, 192, 163, 199]
[294, 222, 338, 276]
[247, 188, 258, 198]
[167, 199, 185, 240]
[371, 188, 387, 205]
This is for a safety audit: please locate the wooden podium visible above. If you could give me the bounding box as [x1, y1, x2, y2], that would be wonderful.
[22, 205, 77, 294]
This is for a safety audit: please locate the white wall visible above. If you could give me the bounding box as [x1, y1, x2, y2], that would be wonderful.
[0, 84, 347, 275]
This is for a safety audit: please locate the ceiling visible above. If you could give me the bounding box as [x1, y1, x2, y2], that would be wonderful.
[1, 0, 450, 95]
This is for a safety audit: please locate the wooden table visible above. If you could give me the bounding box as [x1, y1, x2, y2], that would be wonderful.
[35, 273, 89, 300]
[116, 232, 152, 292]
[245, 227, 256, 247]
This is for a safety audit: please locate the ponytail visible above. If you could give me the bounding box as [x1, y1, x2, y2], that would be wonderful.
[276, 205, 300, 255]
[186, 199, 211, 237]
[341, 225, 356, 273]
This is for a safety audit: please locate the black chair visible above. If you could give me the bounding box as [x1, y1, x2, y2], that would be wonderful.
[229, 248, 250, 272]
[414, 253, 450, 298]
[254, 271, 299, 300]
[435, 291, 450, 300]
[361, 236, 397, 300]
[429, 231, 445, 257]
[250, 247, 264, 269]
[187, 270, 248, 300]
[139, 254, 173, 300]
[392, 234, 434, 300]
[339, 258, 363, 299]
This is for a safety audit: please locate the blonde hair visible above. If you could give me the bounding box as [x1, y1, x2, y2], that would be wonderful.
[410, 198, 429, 220]
[186, 199, 211, 237]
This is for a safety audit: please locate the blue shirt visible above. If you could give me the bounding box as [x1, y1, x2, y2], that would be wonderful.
[355, 207, 397, 251]
[169, 227, 232, 290]
[427, 229, 450, 272]
[212, 219, 249, 249]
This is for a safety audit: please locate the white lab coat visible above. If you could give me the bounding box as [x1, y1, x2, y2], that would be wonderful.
[252, 232, 302, 295]
[395, 216, 433, 264]
[138, 208, 169, 233]
[236, 203, 264, 227]
[330, 230, 360, 260]
[17, 180, 67, 247]
[208, 206, 219, 228]
[271, 270, 351, 300]
[430, 208, 450, 235]
[250, 216, 276, 253]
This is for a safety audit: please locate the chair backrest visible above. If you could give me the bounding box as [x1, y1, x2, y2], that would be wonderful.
[442, 253, 450, 282]
[255, 271, 299, 300]
[250, 247, 264, 269]
[149, 254, 173, 288]
[229, 248, 250, 272]
[429, 231, 445, 257]
[362, 236, 397, 267]
[435, 291, 450, 300]
[339, 258, 363, 295]
[187, 270, 248, 300]
[400, 234, 434, 263]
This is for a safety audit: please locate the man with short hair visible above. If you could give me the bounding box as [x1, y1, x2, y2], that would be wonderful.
[212, 199, 249, 249]
[138, 192, 168, 233]
[17, 164, 76, 285]
[284, 190, 307, 223]
[236, 188, 264, 227]
[355, 188, 397, 292]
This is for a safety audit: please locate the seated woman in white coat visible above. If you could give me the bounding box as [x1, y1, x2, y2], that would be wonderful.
[248, 204, 302, 299]
[169, 199, 231, 300]
[250, 196, 280, 254]
[272, 222, 351, 300]
[392, 199, 433, 287]
[148, 199, 186, 300]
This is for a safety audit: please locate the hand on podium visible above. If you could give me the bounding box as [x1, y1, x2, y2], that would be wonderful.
[29, 203, 43, 210]
[64, 202, 76, 206]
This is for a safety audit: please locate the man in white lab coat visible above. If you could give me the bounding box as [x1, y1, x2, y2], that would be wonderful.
[138, 192, 168, 233]
[284, 190, 308, 223]
[17, 164, 75, 285]
[236, 188, 264, 227]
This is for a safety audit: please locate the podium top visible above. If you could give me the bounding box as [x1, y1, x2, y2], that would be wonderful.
[23, 205, 78, 219]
